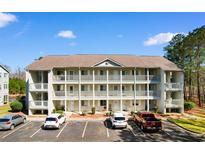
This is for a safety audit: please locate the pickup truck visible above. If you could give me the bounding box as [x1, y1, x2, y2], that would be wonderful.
[133, 111, 162, 131]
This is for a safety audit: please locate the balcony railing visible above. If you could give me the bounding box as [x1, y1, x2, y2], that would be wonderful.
[81, 75, 93, 81]
[67, 91, 78, 97]
[122, 75, 134, 81]
[109, 90, 121, 96]
[54, 91, 65, 97]
[95, 75, 107, 81]
[81, 91, 92, 96]
[135, 75, 147, 81]
[95, 91, 107, 96]
[136, 90, 148, 96]
[165, 83, 183, 90]
[149, 75, 160, 81]
[109, 75, 120, 81]
[29, 83, 48, 91]
[29, 101, 48, 108]
[122, 91, 134, 96]
[53, 75, 65, 81]
[165, 99, 183, 107]
[66, 75, 79, 81]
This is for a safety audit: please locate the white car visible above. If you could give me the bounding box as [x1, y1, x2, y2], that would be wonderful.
[43, 113, 66, 129]
[110, 112, 127, 129]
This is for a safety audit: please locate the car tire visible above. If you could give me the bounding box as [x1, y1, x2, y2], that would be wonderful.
[10, 125, 14, 130]
[112, 125, 115, 129]
[140, 124, 144, 131]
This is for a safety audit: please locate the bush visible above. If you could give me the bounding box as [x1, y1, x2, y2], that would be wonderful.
[55, 110, 64, 115]
[10, 101, 23, 112]
[104, 111, 113, 116]
[81, 111, 86, 116]
[91, 107, 96, 114]
[184, 101, 196, 110]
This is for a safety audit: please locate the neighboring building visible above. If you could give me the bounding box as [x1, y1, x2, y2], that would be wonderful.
[0, 65, 9, 106]
[26, 54, 184, 115]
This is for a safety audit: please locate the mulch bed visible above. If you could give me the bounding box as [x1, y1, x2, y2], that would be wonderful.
[70, 113, 108, 119]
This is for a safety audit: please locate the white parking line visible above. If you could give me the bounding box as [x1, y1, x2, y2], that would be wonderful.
[104, 121, 110, 138]
[81, 121, 88, 138]
[56, 122, 68, 138]
[2, 122, 31, 139]
[30, 128, 41, 138]
[106, 127, 110, 137]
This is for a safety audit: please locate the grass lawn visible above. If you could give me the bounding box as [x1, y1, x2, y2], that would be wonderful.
[0, 103, 11, 117]
[169, 118, 205, 134]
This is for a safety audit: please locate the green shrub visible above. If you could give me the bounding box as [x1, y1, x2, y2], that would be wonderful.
[10, 101, 23, 112]
[55, 110, 64, 114]
[91, 107, 96, 114]
[104, 111, 113, 116]
[184, 101, 196, 110]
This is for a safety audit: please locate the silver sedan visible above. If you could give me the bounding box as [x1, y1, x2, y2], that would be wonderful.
[0, 114, 26, 130]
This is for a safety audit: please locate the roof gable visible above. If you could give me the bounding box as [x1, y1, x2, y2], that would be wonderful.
[93, 58, 123, 67]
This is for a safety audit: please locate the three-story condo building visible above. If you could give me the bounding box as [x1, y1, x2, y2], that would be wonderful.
[26, 54, 184, 115]
[0, 65, 9, 106]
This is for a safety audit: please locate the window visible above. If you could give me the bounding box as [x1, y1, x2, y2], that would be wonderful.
[100, 100, 106, 106]
[81, 70, 88, 75]
[3, 95, 8, 102]
[132, 70, 135, 75]
[70, 86, 73, 91]
[122, 86, 125, 91]
[69, 71, 74, 75]
[4, 84, 7, 89]
[100, 70, 104, 75]
[0, 85, 1, 90]
[114, 85, 118, 91]
[100, 85, 106, 91]
[81, 85, 85, 91]
[81, 100, 86, 106]
[4, 73, 7, 78]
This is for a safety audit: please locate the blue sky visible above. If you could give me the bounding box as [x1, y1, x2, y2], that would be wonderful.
[0, 12, 205, 71]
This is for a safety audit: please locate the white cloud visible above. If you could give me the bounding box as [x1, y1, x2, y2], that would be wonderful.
[144, 32, 180, 46]
[117, 34, 124, 38]
[68, 42, 77, 46]
[57, 30, 76, 39]
[0, 12, 17, 28]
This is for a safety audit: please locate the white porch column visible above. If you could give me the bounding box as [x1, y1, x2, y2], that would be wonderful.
[78, 68, 81, 113]
[147, 68, 150, 111]
[160, 69, 166, 114]
[120, 69, 123, 112]
[64, 69, 67, 112]
[92, 69, 95, 107]
[48, 69, 54, 115]
[64, 100, 67, 112]
[134, 68, 137, 111]
[106, 69, 109, 111]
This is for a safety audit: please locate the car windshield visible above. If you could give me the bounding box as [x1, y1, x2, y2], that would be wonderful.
[114, 117, 125, 121]
[142, 114, 155, 118]
[0, 119, 10, 122]
[46, 118, 56, 121]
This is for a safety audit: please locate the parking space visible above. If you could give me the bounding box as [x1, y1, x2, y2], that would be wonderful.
[0, 120, 204, 142]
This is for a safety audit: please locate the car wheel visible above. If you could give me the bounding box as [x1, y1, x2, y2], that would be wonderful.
[10, 125, 14, 130]
[140, 124, 144, 130]
[112, 125, 115, 129]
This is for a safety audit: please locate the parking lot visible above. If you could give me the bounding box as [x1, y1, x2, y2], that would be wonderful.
[0, 119, 204, 142]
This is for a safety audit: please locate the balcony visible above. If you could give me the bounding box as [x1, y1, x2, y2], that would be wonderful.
[109, 90, 121, 97]
[81, 91, 92, 96]
[122, 91, 134, 97]
[109, 75, 120, 82]
[122, 75, 134, 81]
[53, 75, 65, 82]
[67, 91, 78, 97]
[95, 75, 107, 81]
[54, 91, 65, 97]
[165, 99, 183, 108]
[29, 101, 48, 109]
[95, 91, 107, 96]
[165, 83, 183, 91]
[66, 75, 79, 82]
[135, 75, 147, 81]
[149, 75, 160, 82]
[29, 83, 48, 91]
[81, 75, 93, 82]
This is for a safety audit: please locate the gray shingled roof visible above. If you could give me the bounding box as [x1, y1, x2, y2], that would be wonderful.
[26, 54, 182, 71]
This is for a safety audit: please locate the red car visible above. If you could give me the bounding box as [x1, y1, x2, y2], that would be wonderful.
[133, 111, 162, 131]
